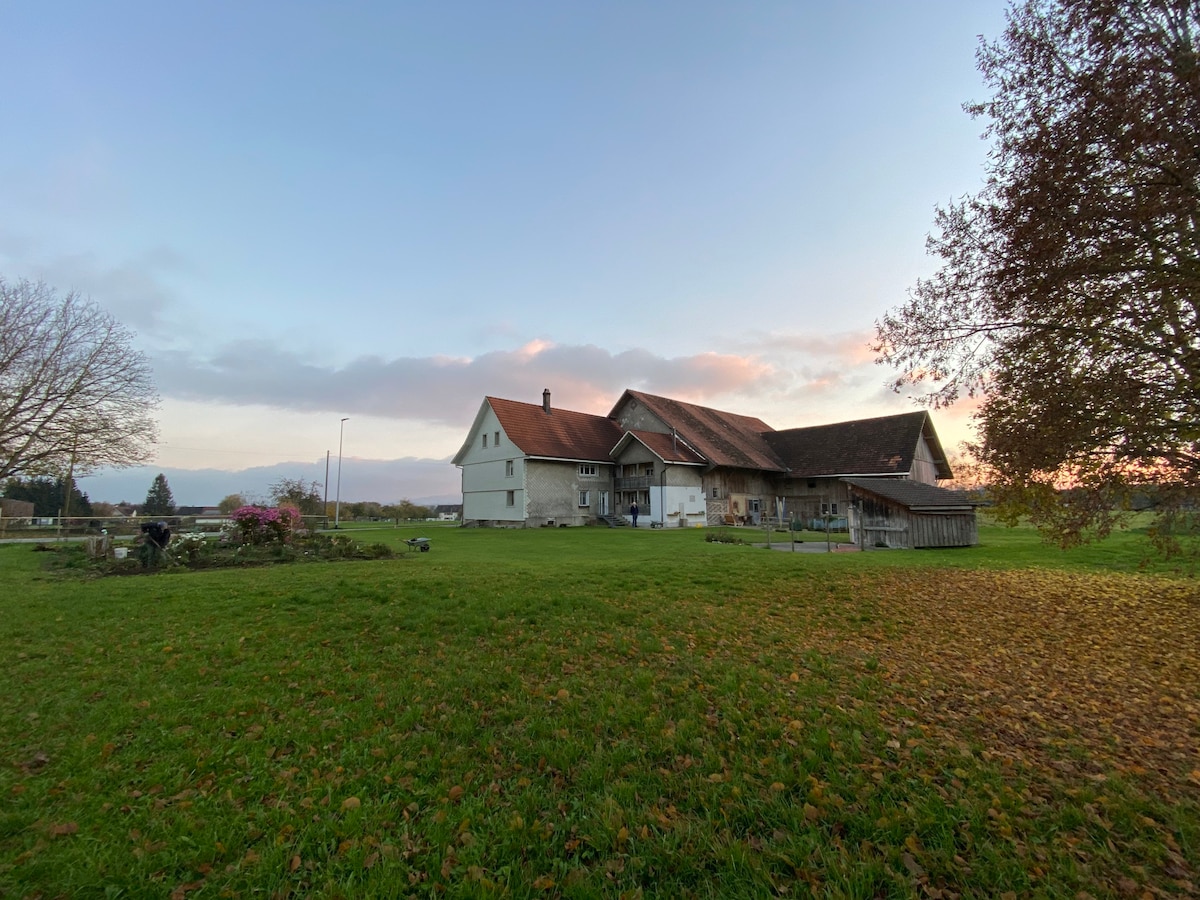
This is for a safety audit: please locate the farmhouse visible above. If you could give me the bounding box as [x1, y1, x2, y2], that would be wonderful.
[452, 388, 978, 547]
[433, 504, 463, 521]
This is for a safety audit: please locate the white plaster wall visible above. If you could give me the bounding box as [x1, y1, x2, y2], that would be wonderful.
[459, 404, 524, 522]
[645, 466, 705, 525]
[464, 487, 525, 522]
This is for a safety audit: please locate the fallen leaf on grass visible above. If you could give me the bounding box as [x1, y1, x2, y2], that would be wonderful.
[22, 751, 50, 772]
[170, 880, 203, 900]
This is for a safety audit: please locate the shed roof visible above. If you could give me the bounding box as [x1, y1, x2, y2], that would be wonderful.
[612, 390, 786, 471]
[842, 477, 977, 511]
[488, 396, 623, 462]
[763, 411, 951, 478]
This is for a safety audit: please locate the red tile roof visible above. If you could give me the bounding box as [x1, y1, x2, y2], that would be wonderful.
[470, 392, 953, 482]
[488, 396, 623, 461]
[612, 390, 786, 471]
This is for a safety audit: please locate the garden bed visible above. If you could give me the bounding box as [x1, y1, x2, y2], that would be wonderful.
[39, 530, 402, 576]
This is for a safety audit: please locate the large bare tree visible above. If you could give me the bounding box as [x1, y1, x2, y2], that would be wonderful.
[0, 278, 159, 481]
[874, 0, 1200, 549]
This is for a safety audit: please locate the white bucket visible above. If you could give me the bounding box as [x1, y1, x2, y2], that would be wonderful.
[113, 547, 128, 560]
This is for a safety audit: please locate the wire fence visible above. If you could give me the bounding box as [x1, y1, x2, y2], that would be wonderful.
[0, 514, 328, 539]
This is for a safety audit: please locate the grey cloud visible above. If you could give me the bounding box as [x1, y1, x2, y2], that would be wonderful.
[151, 341, 776, 425]
[0, 235, 186, 335]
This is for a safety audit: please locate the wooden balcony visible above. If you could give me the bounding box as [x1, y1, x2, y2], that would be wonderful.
[615, 475, 653, 490]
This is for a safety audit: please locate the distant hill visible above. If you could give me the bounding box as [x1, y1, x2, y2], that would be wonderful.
[79, 456, 461, 507]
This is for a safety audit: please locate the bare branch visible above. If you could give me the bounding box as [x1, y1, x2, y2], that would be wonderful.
[0, 278, 160, 480]
[874, 0, 1200, 551]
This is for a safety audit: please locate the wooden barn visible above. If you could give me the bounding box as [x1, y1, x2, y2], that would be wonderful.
[843, 477, 979, 549]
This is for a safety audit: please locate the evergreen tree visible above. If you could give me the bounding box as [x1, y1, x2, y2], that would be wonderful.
[142, 473, 176, 516]
[2, 477, 92, 517]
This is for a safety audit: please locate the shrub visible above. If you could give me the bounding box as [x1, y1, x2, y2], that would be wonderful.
[230, 505, 299, 545]
[706, 532, 748, 545]
[173, 532, 208, 563]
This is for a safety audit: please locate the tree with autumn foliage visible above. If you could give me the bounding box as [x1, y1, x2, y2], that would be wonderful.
[874, 0, 1200, 551]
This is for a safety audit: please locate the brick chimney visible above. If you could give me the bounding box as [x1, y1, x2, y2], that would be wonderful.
[542, 388, 551, 414]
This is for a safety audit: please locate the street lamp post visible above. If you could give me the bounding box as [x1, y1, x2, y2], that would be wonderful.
[335, 417, 349, 529]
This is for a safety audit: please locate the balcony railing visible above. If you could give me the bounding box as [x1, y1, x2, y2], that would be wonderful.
[615, 475, 653, 490]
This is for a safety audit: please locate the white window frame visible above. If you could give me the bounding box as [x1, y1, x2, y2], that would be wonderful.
[506, 490, 515, 507]
[578, 490, 590, 507]
[578, 463, 597, 477]
[482, 434, 488, 449]
[505, 459, 514, 477]
[494, 431, 501, 446]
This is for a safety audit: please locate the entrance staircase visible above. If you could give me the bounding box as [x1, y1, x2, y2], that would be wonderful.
[600, 515, 628, 527]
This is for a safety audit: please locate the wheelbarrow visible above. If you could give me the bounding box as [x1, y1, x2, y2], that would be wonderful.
[404, 537, 431, 553]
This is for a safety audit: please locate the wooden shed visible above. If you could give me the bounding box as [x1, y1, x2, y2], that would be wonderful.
[843, 477, 979, 549]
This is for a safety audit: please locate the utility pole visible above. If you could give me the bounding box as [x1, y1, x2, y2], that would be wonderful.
[335, 418, 349, 529]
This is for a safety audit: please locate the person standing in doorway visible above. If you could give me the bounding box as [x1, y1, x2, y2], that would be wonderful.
[630, 501, 639, 528]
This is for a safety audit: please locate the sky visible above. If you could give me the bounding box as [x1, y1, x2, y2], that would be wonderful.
[2, 0, 1011, 506]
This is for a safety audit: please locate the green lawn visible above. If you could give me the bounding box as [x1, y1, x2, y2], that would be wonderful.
[1, 524, 1196, 898]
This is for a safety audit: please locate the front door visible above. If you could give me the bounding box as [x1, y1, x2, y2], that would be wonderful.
[599, 491, 609, 516]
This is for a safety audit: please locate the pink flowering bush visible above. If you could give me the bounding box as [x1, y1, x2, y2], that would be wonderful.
[229, 505, 299, 545]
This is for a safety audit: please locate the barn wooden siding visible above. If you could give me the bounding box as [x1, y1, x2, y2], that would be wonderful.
[909, 512, 977, 548]
[852, 492, 977, 549]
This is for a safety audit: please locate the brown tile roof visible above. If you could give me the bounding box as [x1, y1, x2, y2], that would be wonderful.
[763, 411, 947, 478]
[488, 396, 623, 461]
[465, 391, 954, 483]
[613, 390, 786, 471]
[621, 430, 707, 465]
[842, 477, 978, 510]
